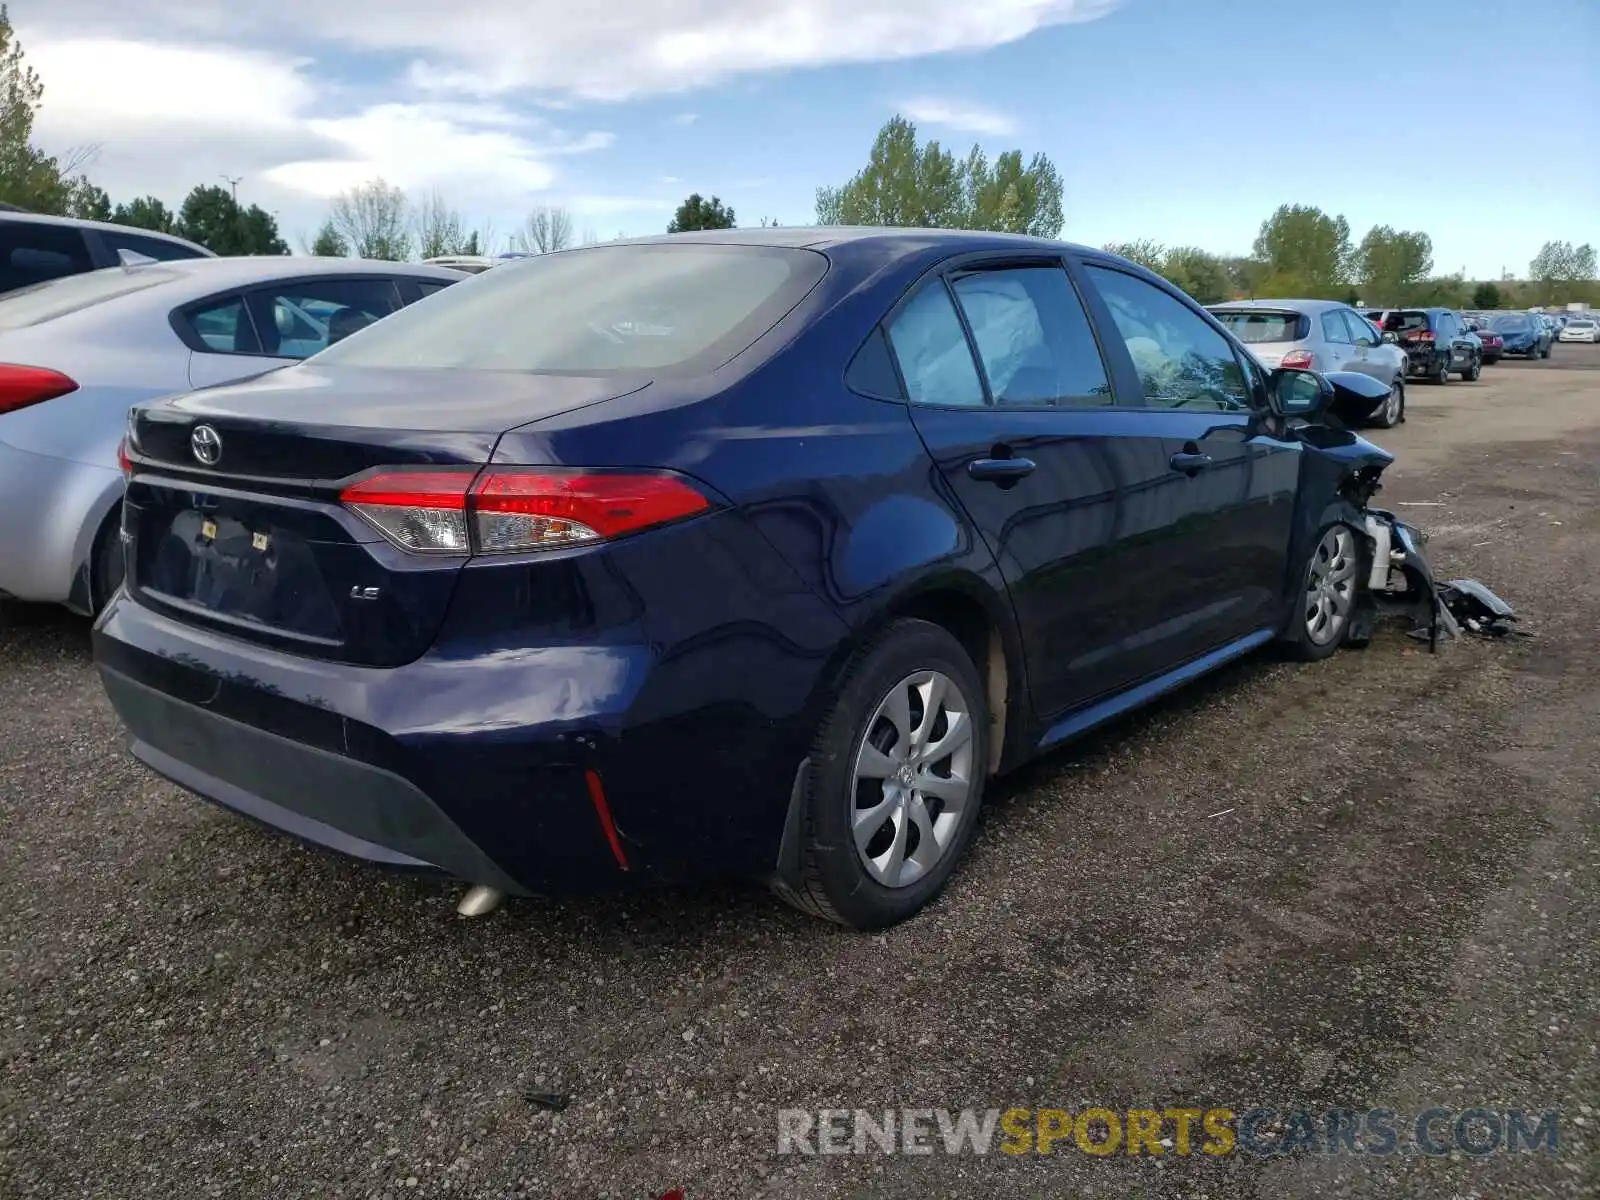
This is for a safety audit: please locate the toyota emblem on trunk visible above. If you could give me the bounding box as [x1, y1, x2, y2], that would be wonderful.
[190, 424, 222, 466]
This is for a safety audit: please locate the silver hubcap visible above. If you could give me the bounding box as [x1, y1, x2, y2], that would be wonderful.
[1305, 526, 1357, 646]
[851, 670, 976, 889]
[1384, 384, 1401, 423]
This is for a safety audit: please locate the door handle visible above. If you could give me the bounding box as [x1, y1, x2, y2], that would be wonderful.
[967, 457, 1037, 485]
[1169, 451, 1214, 475]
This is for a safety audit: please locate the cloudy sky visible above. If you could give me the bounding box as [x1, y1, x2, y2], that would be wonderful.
[18, 0, 1599, 275]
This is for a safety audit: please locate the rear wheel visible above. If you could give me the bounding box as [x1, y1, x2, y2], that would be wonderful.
[1282, 525, 1361, 663]
[90, 504, 126, 614]
[1432, 353, 1450, 384]
[782, 619, 989, 929]
[1460, 357, 1481, 381]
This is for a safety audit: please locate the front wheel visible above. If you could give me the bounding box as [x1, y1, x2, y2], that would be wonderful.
[1282, 524, 1362, 663]
[782, 619, 989, 929]
[1371, 379, 1405, 428]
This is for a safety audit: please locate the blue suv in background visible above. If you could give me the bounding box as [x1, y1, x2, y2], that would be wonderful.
[98, 229, 1394, 929]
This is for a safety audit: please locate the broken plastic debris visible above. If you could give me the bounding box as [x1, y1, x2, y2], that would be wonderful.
[523, 1091, 570, 1111]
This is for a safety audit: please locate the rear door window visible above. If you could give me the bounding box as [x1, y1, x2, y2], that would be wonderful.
[947, 265, 1113, 407]
[245, 278, 403, 359]
[885, 282, 985, 407]
[1320, 311, 1352, 344]
[182, 295, 261, 355]
[0, 222, 95, 294]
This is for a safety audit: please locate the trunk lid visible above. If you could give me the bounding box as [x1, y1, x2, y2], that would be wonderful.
[124, 364, 650, 666]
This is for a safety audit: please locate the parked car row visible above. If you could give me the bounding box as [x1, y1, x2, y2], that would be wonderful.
[1209, 299, 1410, 426]
[1463, 310, 1555, 358]
[4, 215, 1425, 928]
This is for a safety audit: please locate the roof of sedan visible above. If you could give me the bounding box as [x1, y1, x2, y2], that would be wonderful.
[608, 226, 1097, 256]
[116, 256, 468, 284]
[1208, 298, 1348, 312]
[0, 209, 212, 254]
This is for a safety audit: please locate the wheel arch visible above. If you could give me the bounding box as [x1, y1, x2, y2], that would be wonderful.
[810, 571, 1032, 779]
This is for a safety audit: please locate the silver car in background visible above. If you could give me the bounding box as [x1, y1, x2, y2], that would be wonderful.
[1208, 298, 1410, 428]
[0, 257, 465, 614]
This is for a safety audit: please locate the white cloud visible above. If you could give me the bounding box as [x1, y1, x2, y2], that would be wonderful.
[901, 98, 1020, 137]
[666, 112, 700, 127]
[24, 0, 1124, 100]
[25, 36, 614, 215]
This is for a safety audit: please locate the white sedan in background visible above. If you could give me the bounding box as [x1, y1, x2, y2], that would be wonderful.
[0, 256, 465, 615]
[1557, 318, 1598, 343]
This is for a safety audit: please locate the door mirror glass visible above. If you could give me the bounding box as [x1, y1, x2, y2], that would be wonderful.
[1268, 367, 1331, 418]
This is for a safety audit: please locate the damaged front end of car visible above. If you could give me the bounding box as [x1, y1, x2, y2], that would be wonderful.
[1293, 372, 1519, 651]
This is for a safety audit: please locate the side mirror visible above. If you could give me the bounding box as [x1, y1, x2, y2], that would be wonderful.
[1267, 367, 1332, 419]
[1381, 331, 1399, 343]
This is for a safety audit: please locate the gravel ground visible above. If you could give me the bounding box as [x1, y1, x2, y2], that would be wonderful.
[3, 347, 1599, 1198]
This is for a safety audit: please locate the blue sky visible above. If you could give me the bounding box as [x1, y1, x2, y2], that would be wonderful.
[23, 0, 1600, 276]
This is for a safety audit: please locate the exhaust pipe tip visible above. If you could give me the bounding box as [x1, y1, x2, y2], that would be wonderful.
[456, 884, 506, 918]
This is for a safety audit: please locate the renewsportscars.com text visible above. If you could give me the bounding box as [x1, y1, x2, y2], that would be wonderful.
[777, 1106, 1561, 1157]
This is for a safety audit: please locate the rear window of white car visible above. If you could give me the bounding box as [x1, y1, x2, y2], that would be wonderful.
[313, 243, 828, 376]
[1211, 310, 1308, 343]
[0, 266, 179, 330]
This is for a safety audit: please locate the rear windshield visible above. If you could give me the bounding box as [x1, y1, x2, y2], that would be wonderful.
[0, 265, 179, 330]
[1211, 310, 1308, 343]
[313, 243, 828, 375]
[1488, 314, 1531, 331]
[1382, 310, 1430, 333]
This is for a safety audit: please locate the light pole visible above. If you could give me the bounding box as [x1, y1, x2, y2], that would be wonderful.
[220, 174, 242, 203]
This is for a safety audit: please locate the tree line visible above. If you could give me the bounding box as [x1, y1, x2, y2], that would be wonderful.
[1, 9, 1592, 308]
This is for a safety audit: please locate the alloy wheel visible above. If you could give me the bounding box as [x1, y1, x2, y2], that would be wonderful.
[850, 670, 977, 889]
[1382, 384, 1402, 425]
[1305, 526, 1357, 647]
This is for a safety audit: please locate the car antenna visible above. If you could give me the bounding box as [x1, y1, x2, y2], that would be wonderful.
[117, 248, 160, 270]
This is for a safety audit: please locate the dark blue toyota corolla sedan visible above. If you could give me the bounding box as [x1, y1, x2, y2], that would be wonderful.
[96, 228, 1393, 929]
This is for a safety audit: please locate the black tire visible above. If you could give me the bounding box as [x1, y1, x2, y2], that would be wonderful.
[1281, 524, 1364, 663]
[781, 618, 989, 929]
[1459, 356, 1481, 382]
[1370, 379, 1405, 428]
[90, 504, 126, 614]
[1431, 353, 1450, 384]
[1542, 342, 1553, 359]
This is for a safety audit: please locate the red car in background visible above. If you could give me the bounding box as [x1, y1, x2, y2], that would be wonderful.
[1471, 326, 1505, 364]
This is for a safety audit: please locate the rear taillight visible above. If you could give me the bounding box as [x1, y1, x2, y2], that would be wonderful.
[340, 468, 714, 555]
[1280, 349, 1315, 369]
[0, 364, 77, 414]
[117, 436, 132, 475]
[1411, 331, 1435, 342]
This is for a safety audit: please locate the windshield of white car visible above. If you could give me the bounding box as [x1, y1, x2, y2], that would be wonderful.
[0, 266, 180, 329]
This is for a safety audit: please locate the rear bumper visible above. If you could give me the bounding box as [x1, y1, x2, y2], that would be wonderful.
[101, 666, 521, 887]
[92, 510, 846, 894]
